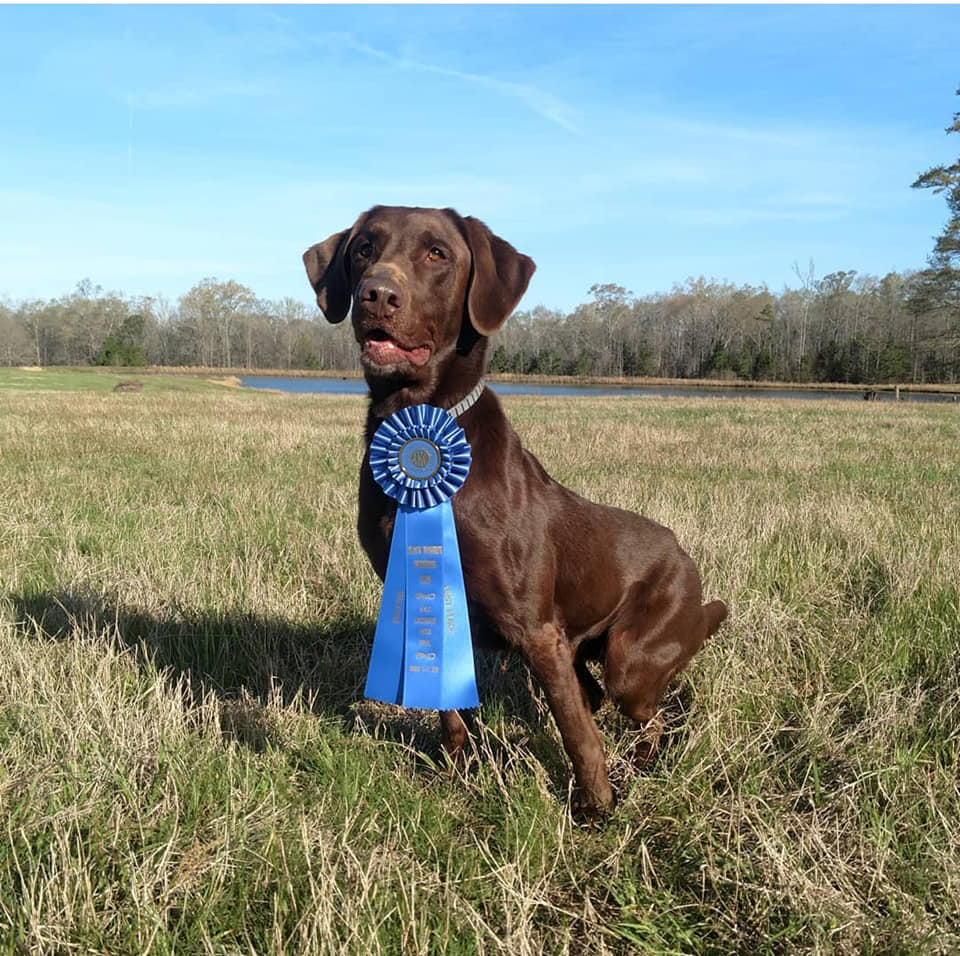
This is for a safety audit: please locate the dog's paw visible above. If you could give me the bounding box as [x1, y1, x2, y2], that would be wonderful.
[440, 737, 468, 766]
[571, 784, 615, 823]
[630, 712, 666, 768]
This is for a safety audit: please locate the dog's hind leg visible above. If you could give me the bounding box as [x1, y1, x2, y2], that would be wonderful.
[604, 583, 725, 728]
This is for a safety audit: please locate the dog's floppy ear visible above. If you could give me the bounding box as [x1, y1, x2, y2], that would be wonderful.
[303, 229, 352, 323]
[461, 216, 536, 336]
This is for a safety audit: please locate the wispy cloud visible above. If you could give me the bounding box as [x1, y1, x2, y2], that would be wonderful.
[316, 32, 582, 135]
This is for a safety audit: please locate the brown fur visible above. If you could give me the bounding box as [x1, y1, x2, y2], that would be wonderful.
[304, 205, 727, 812]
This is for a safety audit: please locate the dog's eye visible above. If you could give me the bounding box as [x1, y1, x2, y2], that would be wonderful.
[355, 241, 374, 260]
[427, 246, 446, 262]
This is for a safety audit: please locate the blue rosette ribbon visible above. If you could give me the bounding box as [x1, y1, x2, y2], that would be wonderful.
[364, 405, 480, 710]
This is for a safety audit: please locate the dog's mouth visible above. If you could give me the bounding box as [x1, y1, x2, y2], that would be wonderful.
[362, 329, 432, 369]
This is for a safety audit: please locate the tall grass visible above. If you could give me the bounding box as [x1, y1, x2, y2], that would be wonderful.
[0, 383, 957, 954]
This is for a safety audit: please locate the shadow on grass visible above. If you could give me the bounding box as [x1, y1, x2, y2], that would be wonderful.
[10, 588, 692, 800]
[11, 586, 371, 733]
[7, 589, 543, 758]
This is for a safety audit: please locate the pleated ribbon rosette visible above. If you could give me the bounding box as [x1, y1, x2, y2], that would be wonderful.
[364, 405, 480, 710]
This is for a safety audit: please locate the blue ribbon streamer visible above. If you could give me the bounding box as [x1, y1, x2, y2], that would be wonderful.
[364, 405, 479, 710]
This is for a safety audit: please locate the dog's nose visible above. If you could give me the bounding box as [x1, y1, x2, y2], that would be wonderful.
[357, 276, 404, 319]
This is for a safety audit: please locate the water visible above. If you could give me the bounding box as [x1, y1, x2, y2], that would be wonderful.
[239, 375, 959, 404]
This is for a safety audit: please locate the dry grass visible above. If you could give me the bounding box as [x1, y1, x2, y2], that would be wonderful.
[0, 384, 957, 954]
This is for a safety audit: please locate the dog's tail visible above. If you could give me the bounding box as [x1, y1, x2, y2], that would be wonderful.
[701, 600, 728, 638]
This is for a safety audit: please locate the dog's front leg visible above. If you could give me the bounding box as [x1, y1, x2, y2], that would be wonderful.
[440, 709, 470, 760]
[527, 623, 613, 814]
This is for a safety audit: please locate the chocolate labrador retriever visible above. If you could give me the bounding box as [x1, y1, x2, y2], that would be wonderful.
[303, 205, 726, 812]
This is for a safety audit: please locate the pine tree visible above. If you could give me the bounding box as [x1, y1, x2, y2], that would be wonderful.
[911, 87, 960, 315]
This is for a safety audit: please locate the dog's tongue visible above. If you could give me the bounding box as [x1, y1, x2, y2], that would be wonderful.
[365, 336, 431, 367]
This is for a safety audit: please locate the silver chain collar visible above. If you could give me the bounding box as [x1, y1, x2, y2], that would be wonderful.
[447, 379, 486, 420]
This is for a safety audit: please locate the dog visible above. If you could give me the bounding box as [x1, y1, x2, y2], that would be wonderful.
[303, 205, 727, 812]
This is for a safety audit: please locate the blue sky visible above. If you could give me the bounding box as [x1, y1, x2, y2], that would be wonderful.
[2, 4, 959, 314]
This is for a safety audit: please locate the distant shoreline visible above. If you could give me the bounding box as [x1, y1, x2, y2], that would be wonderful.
[13, 365, 960, 397]
[149, 367, 960, 397]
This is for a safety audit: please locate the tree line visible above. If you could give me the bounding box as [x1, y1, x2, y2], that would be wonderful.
[493, 269, 955, 383]
[0, 278, 357, 373]
[0, 264, 956, 384]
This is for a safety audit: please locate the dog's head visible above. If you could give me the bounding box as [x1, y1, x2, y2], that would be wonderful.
[303, 206, 535, 385]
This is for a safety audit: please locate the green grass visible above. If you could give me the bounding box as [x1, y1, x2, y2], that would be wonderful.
[0, 366, 234, 394]
[0, 387, 957, 954]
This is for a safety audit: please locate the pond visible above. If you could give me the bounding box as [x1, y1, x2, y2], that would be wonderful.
[239, 376, 959, 404]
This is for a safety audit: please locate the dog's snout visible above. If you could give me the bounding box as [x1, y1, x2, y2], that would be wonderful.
[358, 276, 405, 319]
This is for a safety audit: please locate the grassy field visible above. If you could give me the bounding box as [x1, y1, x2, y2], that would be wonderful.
[0, 371, 957, 954]
[0, 367, 239, 394]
